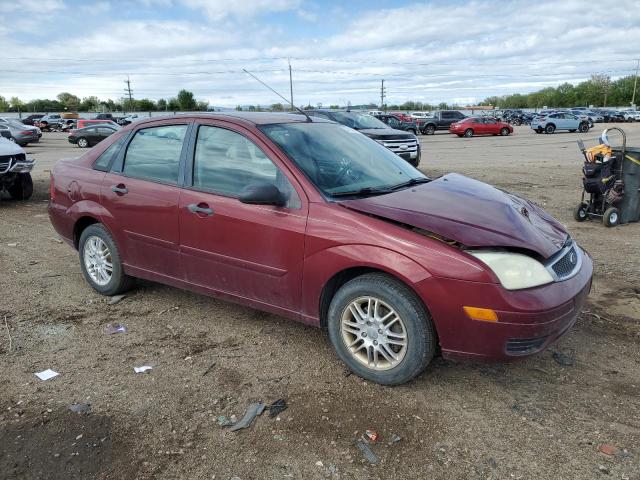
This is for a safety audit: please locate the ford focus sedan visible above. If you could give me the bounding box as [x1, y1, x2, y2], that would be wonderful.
[449, 117, 513, 137]
[48, 113, 592, 385]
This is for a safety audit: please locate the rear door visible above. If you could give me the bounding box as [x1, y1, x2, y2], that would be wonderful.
[101, 121, 191, 279]
[178, 121, 307, 315]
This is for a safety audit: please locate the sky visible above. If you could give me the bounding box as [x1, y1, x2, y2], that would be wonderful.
[1, 0, 640, 108]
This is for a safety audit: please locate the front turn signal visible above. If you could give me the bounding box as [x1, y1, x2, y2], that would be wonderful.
[463, 306, 498, 323]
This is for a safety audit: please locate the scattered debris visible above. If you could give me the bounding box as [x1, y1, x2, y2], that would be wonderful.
[157, 306, 179, 316]
[202, 361, 216, 376]
[552, 351, 574, 366]
[51, 237, 63, 244]
[108, 294, 126, 305]
[104, 323, 127, 335]
[365, 430, 379, 442]
[388, 434, 402, 445]
[69, 403, 92, 414]
[273, 434, 287, 441]
[356, 439, 379, 464]
[268, 398, 287, 418]
[599, 444, 618, 456]
[217, 415, 236, 427]
[3, 315, 12, 352]
[7, 243, 17, 247]
[315, 461, 324, 468]
[598, 464, 610, 474]
[134, 366, 152, 374]
[229, 402, 265, 432]
[35, 369, 59, 381]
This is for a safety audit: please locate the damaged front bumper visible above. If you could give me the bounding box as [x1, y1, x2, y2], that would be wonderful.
[0, 157, 35, 174]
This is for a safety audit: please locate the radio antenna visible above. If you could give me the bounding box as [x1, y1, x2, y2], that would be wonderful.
[242, 68, 313, 122]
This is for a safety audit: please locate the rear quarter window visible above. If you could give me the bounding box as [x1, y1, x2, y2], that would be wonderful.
[93, 134, 128, 172]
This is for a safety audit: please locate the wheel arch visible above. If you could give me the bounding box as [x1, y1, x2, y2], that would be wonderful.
[73, 215, 101, 249]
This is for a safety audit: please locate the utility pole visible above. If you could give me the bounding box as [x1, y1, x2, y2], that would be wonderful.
[380, 79, 386, 111]
[124, 76, 133, 114]
[632, 58, 640, 107]
[288, 58, 294, 112]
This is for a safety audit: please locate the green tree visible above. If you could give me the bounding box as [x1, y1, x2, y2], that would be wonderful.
[138, 98, 156, 111]
[157, 99, 167, 111]
[176, 89, 196, 110]
[57, 92, 81, 111]
[0, 96, 9, 111]
[80, 96, 101, 111]
[168, 98, 180, 111]
[271, 103, 285, 112]
[196, 100, 209, 111]
[235, 105, 243, 111]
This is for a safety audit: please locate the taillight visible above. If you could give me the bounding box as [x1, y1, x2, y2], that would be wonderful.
[49, 173, 55, 202]
[20, 130, 32, 135]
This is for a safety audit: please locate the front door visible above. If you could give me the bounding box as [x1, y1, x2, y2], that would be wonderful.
[101, 122, 191, 279]
[178, 123, 307, 315]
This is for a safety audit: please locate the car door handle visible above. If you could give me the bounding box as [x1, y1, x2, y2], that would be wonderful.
[187, 203, 214, 216]
[111, 184, 128, 195]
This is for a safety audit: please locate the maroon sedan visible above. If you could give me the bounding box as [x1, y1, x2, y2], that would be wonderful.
[49, 113, 592, 385]
[450, 117, 513, 137]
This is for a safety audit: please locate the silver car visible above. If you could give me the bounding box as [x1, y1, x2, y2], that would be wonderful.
[0, 118, 41, 146]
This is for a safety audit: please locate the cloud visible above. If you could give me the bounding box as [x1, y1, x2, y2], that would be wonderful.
[180, 0, 301, 20]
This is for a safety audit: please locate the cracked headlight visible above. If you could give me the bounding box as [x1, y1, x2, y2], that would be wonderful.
[468, 251, 554, 290]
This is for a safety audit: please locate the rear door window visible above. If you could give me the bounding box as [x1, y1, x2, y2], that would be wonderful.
[122, 125, 187, 185]
[192, 125, 300, 209]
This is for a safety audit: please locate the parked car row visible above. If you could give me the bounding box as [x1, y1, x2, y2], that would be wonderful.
[0, 117, 42, 146]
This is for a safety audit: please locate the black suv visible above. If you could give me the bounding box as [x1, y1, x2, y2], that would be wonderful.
[307, 110, 420, 166]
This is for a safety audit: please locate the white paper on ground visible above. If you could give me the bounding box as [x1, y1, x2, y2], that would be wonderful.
[35, 369, 59, 380]
[134, 366, 152, 373]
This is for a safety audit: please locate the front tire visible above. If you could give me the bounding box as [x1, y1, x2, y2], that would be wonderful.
[464, 128, 474, 137]
[578, 122, 589, 133]
[327, 273, 436, 385]
[7, 173, 33, 200]
[574, 203, 588, 222]
[545, 124, 556, 134]
[424, 124, 435, 135]
[500, 127, 510, 136]
[79, 224, 134, 295]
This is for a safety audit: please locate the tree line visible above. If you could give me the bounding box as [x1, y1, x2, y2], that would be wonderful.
[2, 74, 637, 113]
[0, 89, 208, 113]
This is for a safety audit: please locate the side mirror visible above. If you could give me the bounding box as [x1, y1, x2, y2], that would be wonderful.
[239, 182, 286, 207]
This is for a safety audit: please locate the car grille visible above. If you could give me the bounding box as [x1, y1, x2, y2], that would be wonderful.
[0, 153, 25, 174]
[505, 336, 547, 355]
[546, 243, 581, 281]
[378, 138, 419, 156]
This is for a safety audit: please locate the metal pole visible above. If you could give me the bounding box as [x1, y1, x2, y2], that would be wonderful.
[380, 79, 385, 110]
[632, 58, 639, 107]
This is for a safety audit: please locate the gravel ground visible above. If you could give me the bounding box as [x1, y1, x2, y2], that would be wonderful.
[1, 124, 639, 480]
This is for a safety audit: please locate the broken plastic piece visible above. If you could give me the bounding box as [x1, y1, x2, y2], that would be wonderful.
[108, 294, 126, 305]
[356, 439, 379, 464]
[134, 366, 152, 373]
[365, 430, 379, 442]
[105, 323, 127, 334]
[229, 402, 265, 432]
[69, 403, 92, 414]
[268, 398, 287, 418]
[389, 433, 402, 445]
[217, 415, 233, 427]
[552, 351, 574, 366]
[35, 369, 59, 381]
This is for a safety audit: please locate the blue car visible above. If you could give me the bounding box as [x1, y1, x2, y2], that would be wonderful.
[531, 112, 591, 134]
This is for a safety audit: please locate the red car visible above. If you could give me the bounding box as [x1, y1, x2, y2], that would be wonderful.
[450, 117, 513, 137]
[49, 113, 592, 385]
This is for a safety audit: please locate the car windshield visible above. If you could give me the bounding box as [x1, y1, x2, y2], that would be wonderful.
[8, 120, 28, 128]
[330, 112, 388, 130]
[261, 122, 427, 198]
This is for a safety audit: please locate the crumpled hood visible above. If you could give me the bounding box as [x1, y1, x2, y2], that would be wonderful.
[0, 137, 26, 155]
[339, 173, 568, 259]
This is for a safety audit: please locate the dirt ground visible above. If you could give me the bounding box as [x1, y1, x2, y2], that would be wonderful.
[1, 124, 639, 480]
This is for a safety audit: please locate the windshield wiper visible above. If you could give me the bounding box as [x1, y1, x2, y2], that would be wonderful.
[388, 177, 431, 191]
[331, 186, 394, 197]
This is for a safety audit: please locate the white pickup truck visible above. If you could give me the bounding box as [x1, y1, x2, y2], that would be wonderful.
[0, 138, 35, 200]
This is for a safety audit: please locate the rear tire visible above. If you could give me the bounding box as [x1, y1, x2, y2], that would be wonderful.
[578, 122, 589, 133]
[464, 128, 474, 137]
[77, 137, 89, 148]
[573, 203, 588, 222]
[535, 127, 543, 134]
[327, 273, 436, 385]
[78, 224, 134, 296]
[500, 127, 510, 136]
[7, 173, 33, 200]
[545, 124, 556, 134]
[424, 124, 435, 135]
[602, 207, 619, 227]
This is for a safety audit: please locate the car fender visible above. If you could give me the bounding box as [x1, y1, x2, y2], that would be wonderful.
[301, 243, 432, 323]
[64, 200, 127, 256]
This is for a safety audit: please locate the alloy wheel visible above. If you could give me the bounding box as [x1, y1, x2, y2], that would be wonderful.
[83, 235, 113, 286]
[340, 296, 408, 371]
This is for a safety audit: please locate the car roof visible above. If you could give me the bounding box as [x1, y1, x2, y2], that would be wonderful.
[135, 112, 332, 127]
